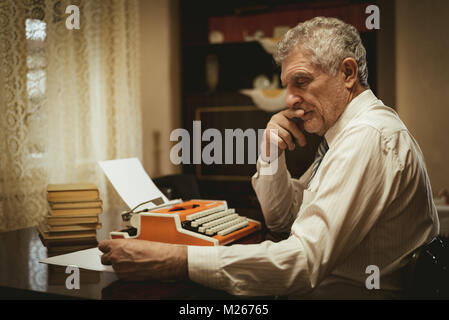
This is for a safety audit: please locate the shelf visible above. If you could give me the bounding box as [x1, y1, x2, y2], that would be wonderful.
[182, 42, 280, 94]
[184, 38, 279, 57]
[184, 91, 254, 109]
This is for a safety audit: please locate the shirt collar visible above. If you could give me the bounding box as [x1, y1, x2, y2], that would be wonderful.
[324, 89, 384, 148]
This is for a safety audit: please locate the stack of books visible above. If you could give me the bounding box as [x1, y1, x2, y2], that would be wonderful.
[38, 183, 102, 255]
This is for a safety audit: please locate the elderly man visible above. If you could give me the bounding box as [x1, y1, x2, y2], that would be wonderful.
[99, 17, 439, 299]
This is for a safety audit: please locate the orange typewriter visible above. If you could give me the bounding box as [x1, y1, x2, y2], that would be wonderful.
[110, 198, 261, 246]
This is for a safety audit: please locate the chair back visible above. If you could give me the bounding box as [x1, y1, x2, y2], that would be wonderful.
[405, 237, 449, 299]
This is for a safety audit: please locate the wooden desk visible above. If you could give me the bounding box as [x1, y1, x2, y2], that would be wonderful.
[0, 227, 269, 300]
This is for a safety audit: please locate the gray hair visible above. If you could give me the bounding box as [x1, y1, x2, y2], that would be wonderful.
[274, 17, 369, 88]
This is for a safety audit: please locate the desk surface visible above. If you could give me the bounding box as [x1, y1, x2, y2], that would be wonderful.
[0, 226, 268, 300]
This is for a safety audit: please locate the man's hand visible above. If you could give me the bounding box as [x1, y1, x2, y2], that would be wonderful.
[98, 239, 188, 281]
[262, 108, 307, 161]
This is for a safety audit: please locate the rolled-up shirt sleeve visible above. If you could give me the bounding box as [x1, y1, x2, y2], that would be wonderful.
[188, 125, 412, 296]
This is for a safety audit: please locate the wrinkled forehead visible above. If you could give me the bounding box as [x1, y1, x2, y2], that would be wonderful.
[280, 45, 319, 85]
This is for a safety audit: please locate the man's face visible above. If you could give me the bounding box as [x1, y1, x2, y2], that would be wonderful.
[281, 46, 348, 136]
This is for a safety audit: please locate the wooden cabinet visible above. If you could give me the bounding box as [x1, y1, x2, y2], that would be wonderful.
[179, 0, 377, 218]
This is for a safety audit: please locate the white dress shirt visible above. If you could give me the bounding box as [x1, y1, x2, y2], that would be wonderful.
[187, 89, 439, 299]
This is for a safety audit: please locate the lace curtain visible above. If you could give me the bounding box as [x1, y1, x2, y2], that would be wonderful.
[0, 0, 142, 237]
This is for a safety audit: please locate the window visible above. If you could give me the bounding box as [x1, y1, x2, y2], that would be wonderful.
[25, 18, 47, 159]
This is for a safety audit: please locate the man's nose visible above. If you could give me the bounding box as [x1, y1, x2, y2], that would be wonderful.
[286, 90, 303, 109]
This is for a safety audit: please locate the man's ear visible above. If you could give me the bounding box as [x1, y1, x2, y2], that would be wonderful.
[340, 57, 358, 89]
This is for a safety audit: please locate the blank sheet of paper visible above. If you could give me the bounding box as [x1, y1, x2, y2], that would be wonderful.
[40, 247, 114, 272]
[98, 158, 168, 210]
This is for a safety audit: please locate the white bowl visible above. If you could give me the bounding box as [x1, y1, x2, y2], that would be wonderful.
[240, 88, 286, 112]
[257, 38, 279, 55]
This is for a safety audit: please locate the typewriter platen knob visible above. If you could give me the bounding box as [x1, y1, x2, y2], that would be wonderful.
[121, 210, 132, 222]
